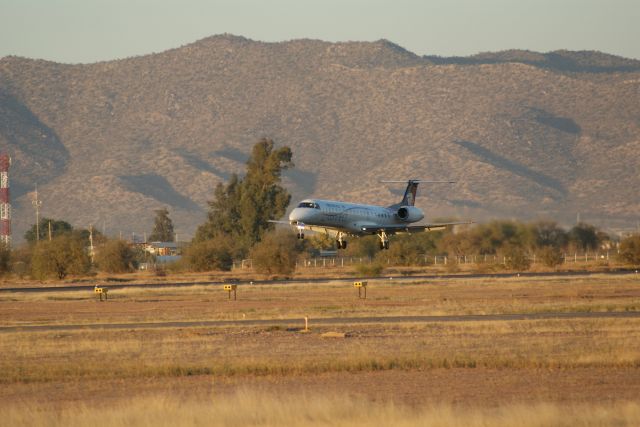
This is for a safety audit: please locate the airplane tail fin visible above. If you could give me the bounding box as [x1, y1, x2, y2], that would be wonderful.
[382, 180, 456, 207]
[400, 180, 420, 206]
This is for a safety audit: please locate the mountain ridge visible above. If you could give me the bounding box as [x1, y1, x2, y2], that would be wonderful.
[1, 35, 639, 241]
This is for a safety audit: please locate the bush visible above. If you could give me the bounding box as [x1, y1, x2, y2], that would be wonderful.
[539, 245, 564, 268]
[618, 234, 640, 266]
[501, 246, 531, 271]
[0, 243, 10, 276]
[184, 238, 234, 272]
[96, 239, 137, 273]
[30, 235, 90, 280]
[9, 246, 31, 278]
[250, 230, 298, 275]
[379, 235, 426, 266]
[354, 262, 384, 277]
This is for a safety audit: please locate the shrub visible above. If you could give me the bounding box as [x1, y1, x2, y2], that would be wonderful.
[618, 234, 640, 266]
[30, 235, 90, 280]
[501, 246, 531, 271]
[184, 238, 234, 272]
[0, 243, 10, 276]
[250, 230, 298, 275]
[354, 262, 384, 277]
[539, 245, 564, 268]
[96, 239, 137, 273]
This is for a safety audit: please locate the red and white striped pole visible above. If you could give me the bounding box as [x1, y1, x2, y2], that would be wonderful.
[0, 154, 10, 246]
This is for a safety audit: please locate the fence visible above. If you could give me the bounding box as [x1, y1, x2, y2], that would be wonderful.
[232, 252, 613, 270]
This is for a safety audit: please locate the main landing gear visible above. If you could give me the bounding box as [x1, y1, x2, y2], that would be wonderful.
[378, 231, 390, 250]
[336, 233, 348, 250]
[296, 232, 305, 239]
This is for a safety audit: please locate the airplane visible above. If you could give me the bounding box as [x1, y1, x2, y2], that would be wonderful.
[276, 180, 470, 250]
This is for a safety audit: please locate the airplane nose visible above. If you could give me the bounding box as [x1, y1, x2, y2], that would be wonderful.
[289, 208, 303, 222]
[290, 207, 316, 223]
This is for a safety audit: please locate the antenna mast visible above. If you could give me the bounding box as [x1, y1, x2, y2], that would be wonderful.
[32, 184, 42, 242]
[0, 154, 10, 246]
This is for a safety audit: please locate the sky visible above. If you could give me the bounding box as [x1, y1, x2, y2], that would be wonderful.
[1, 0, 639, 64]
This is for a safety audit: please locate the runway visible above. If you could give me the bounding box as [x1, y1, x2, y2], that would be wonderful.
[1, 269, 638, 294]
[2, 310, 639, 333]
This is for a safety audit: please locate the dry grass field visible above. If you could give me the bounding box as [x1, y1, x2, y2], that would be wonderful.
[1, 274, 640, 426]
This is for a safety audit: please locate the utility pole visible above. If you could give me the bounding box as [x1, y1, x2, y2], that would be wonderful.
[32, 184, 42, 242]
[89, 224, 95, 265]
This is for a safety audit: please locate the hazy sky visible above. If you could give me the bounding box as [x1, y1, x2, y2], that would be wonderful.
[1, 0, 639, 64]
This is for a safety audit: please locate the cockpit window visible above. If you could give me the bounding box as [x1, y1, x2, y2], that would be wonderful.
[298, 202, 320, 209]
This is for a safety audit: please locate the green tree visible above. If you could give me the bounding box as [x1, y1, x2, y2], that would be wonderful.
[30, 235, 90, 280]
[96, 239, 137, 273]
[531, 220, 567, 249]
[195, 174, 241, 241]
[73, 227, 107, 247]
[24, 218, 72, 243]
[568, 223, 600, 252]
[250, 230, 299, 275]
[149, 208, 175, 242]
[195, 138, 293, 253]
[618, 234, 640, 266]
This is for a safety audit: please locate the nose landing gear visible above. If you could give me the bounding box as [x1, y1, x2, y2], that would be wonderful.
[378, 231, 390, 250]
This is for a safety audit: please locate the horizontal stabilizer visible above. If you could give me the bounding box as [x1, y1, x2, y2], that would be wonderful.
[380, 180, 456, 184]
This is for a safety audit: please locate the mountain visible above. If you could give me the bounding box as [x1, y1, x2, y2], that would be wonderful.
[1, 34, 639, 241]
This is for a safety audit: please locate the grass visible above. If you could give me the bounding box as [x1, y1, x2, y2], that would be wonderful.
[1, 391, 639, 427]
[2, 318, 640, 384]
[2, 273, 640, 416]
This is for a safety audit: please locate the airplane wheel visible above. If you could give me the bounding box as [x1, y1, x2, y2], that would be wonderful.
[383, 241, 389, 250]
[379, 242, 385, 250]
[301, 233, 304, 239]
[342, 241, 347, 249]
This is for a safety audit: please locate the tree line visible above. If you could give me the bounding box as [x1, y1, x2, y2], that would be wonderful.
[2, 138, 639, 279]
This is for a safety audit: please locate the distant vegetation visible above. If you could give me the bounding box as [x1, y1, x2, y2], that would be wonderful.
[3, 140, 640, 279]
[4, 215, 640, 280]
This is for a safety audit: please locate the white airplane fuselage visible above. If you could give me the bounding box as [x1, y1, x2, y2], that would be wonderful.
[280, 180, 465, 250]
[289, 199, 424, 235]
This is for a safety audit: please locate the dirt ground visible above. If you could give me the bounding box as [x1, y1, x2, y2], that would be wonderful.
[3, 368, 639, 408]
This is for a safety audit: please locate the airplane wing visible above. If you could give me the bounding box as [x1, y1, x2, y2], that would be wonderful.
[268, 220, 292, 225]
[269, 220, 349, 238]
[360, 222, 472, 234]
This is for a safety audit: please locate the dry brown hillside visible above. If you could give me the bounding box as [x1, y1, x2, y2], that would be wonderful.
[1, 34, 639, 240]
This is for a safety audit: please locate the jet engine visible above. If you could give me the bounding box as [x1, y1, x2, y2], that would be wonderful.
[396, 206, 424, 222]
